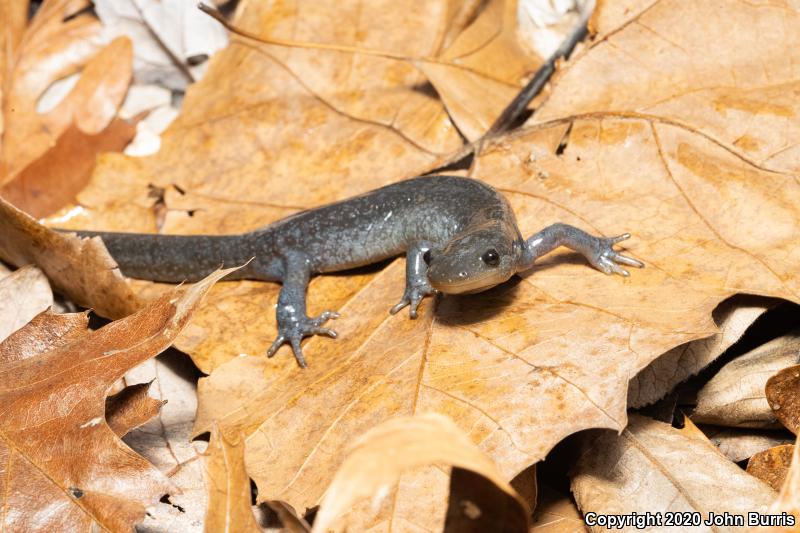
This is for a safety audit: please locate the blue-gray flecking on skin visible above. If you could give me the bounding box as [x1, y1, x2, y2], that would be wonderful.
[65, 175, 644, 368]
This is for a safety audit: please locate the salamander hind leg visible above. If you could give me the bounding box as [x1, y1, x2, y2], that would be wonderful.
[266, 250, 340, 368]
[390, 241, 439, 319]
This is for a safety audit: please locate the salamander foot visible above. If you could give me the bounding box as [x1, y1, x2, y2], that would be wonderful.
[267, 310, 339, 368]
[588, 233, 644, 277]
[390, 280, 438, 319]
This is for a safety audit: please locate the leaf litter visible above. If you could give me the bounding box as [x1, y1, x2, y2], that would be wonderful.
[0, 0, 799, 530]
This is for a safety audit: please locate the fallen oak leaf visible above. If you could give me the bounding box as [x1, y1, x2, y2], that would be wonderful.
[311, 413, 529, 533]
[766, 364, 800, 435]
[0, 307, 162, 437]
[0, 267, 233, 532]
[0, 196, 141, 319]
[0, 265, 52, 343]
[415, 0, 543, 140]
[105, 381, 166, 436]
[764, 438, 800, 526]
[702, 426, 796, 463]
[747, 444, 795, 492]
[628, 295, 776, 409]
[529, 0, 800, 174]
[0, 308, 88, 363]
[693, 335, 800, 429]
[2, 1, 133, 180]
[571, 414, 776, 529]
[194, 113, 800, 528]
[530, 484, 587, 532]
[202, 424, 263, 533]
[120, 352, 209, 532]
[0, 118, 138, 218]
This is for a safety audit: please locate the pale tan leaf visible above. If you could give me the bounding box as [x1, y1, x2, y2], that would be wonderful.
[572, 414, 776, 531]
[702, 426, 795, 463]
[417, 0, 542, 140]
[531, 0, 800, 173]
[122, 353, 210, 532]
[202, 425, 262, 533]
[693, 335, 800, 428]
[0, 265, 52, 343]
[531, 484, 587, 532]
[0, 197, 141, 319]
[628, 295, 775, 408]
[311, 413, 529, 533]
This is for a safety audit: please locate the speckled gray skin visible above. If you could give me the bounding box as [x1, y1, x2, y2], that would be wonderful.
[70, 175, 643, 367]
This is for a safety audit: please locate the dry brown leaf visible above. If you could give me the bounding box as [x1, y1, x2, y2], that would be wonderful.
[202, 425, 262, 533]
[0, 268, 229, 531]
[693, 335, 800, 428]
[46, 0, 478, 372]
[31, 0, 800, 525]
[0, 304, 161, 437]
[530, 0, 800, 174]
[572, 414, 776, 530]
[122, 353, 209, 532]
[628, 295, 775, 408]
[1, 118, 137, 218]
[189, 111, 800, 527]
[53, 0, 466, 234]
[531, 484, 587, 532]
[766, 438, 800, 525]
[1, 0, 133, 180]
[748, 445, 795, 492]
[0, 196, 141, 318]
[0, 309, 88, 363]
[106, 381, 165, 436]
[417, 0, 541, 140]
[766, 364, 800, 435]
[703, 426, 796, 463]
[0, 265, 52, 342]
[311, 413, 529, 533]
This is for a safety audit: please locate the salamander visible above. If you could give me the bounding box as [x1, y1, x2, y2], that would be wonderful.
[65, 175, 643, 367]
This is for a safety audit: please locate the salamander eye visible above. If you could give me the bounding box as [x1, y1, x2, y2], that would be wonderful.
[481, 248, 500, 267]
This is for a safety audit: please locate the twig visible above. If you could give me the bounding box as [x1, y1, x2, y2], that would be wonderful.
[484, 4, 593, 138]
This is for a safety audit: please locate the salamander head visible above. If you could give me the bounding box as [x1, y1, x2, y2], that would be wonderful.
[427, 223, 522, 294]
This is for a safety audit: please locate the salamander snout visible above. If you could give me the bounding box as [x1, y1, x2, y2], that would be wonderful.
[426, 230, 518, 294]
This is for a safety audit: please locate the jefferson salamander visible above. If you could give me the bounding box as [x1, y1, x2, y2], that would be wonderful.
[66, 175, 643, 367]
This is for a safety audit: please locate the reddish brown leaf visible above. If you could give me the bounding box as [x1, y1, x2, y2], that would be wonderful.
[0, 308, 88, 363]
[766, 365, 800, 435]
[106, 381, 166, 436]
[1, 2, 132, 180]
[1, 118, 137, 218]
[747, 444, 795, 492]
[0, 268, 230, 531]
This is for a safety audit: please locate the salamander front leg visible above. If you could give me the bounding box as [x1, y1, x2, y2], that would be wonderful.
[266, 251, 339, 368]
[390, 241, 439, 319]
[520, 223, 644, 276]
